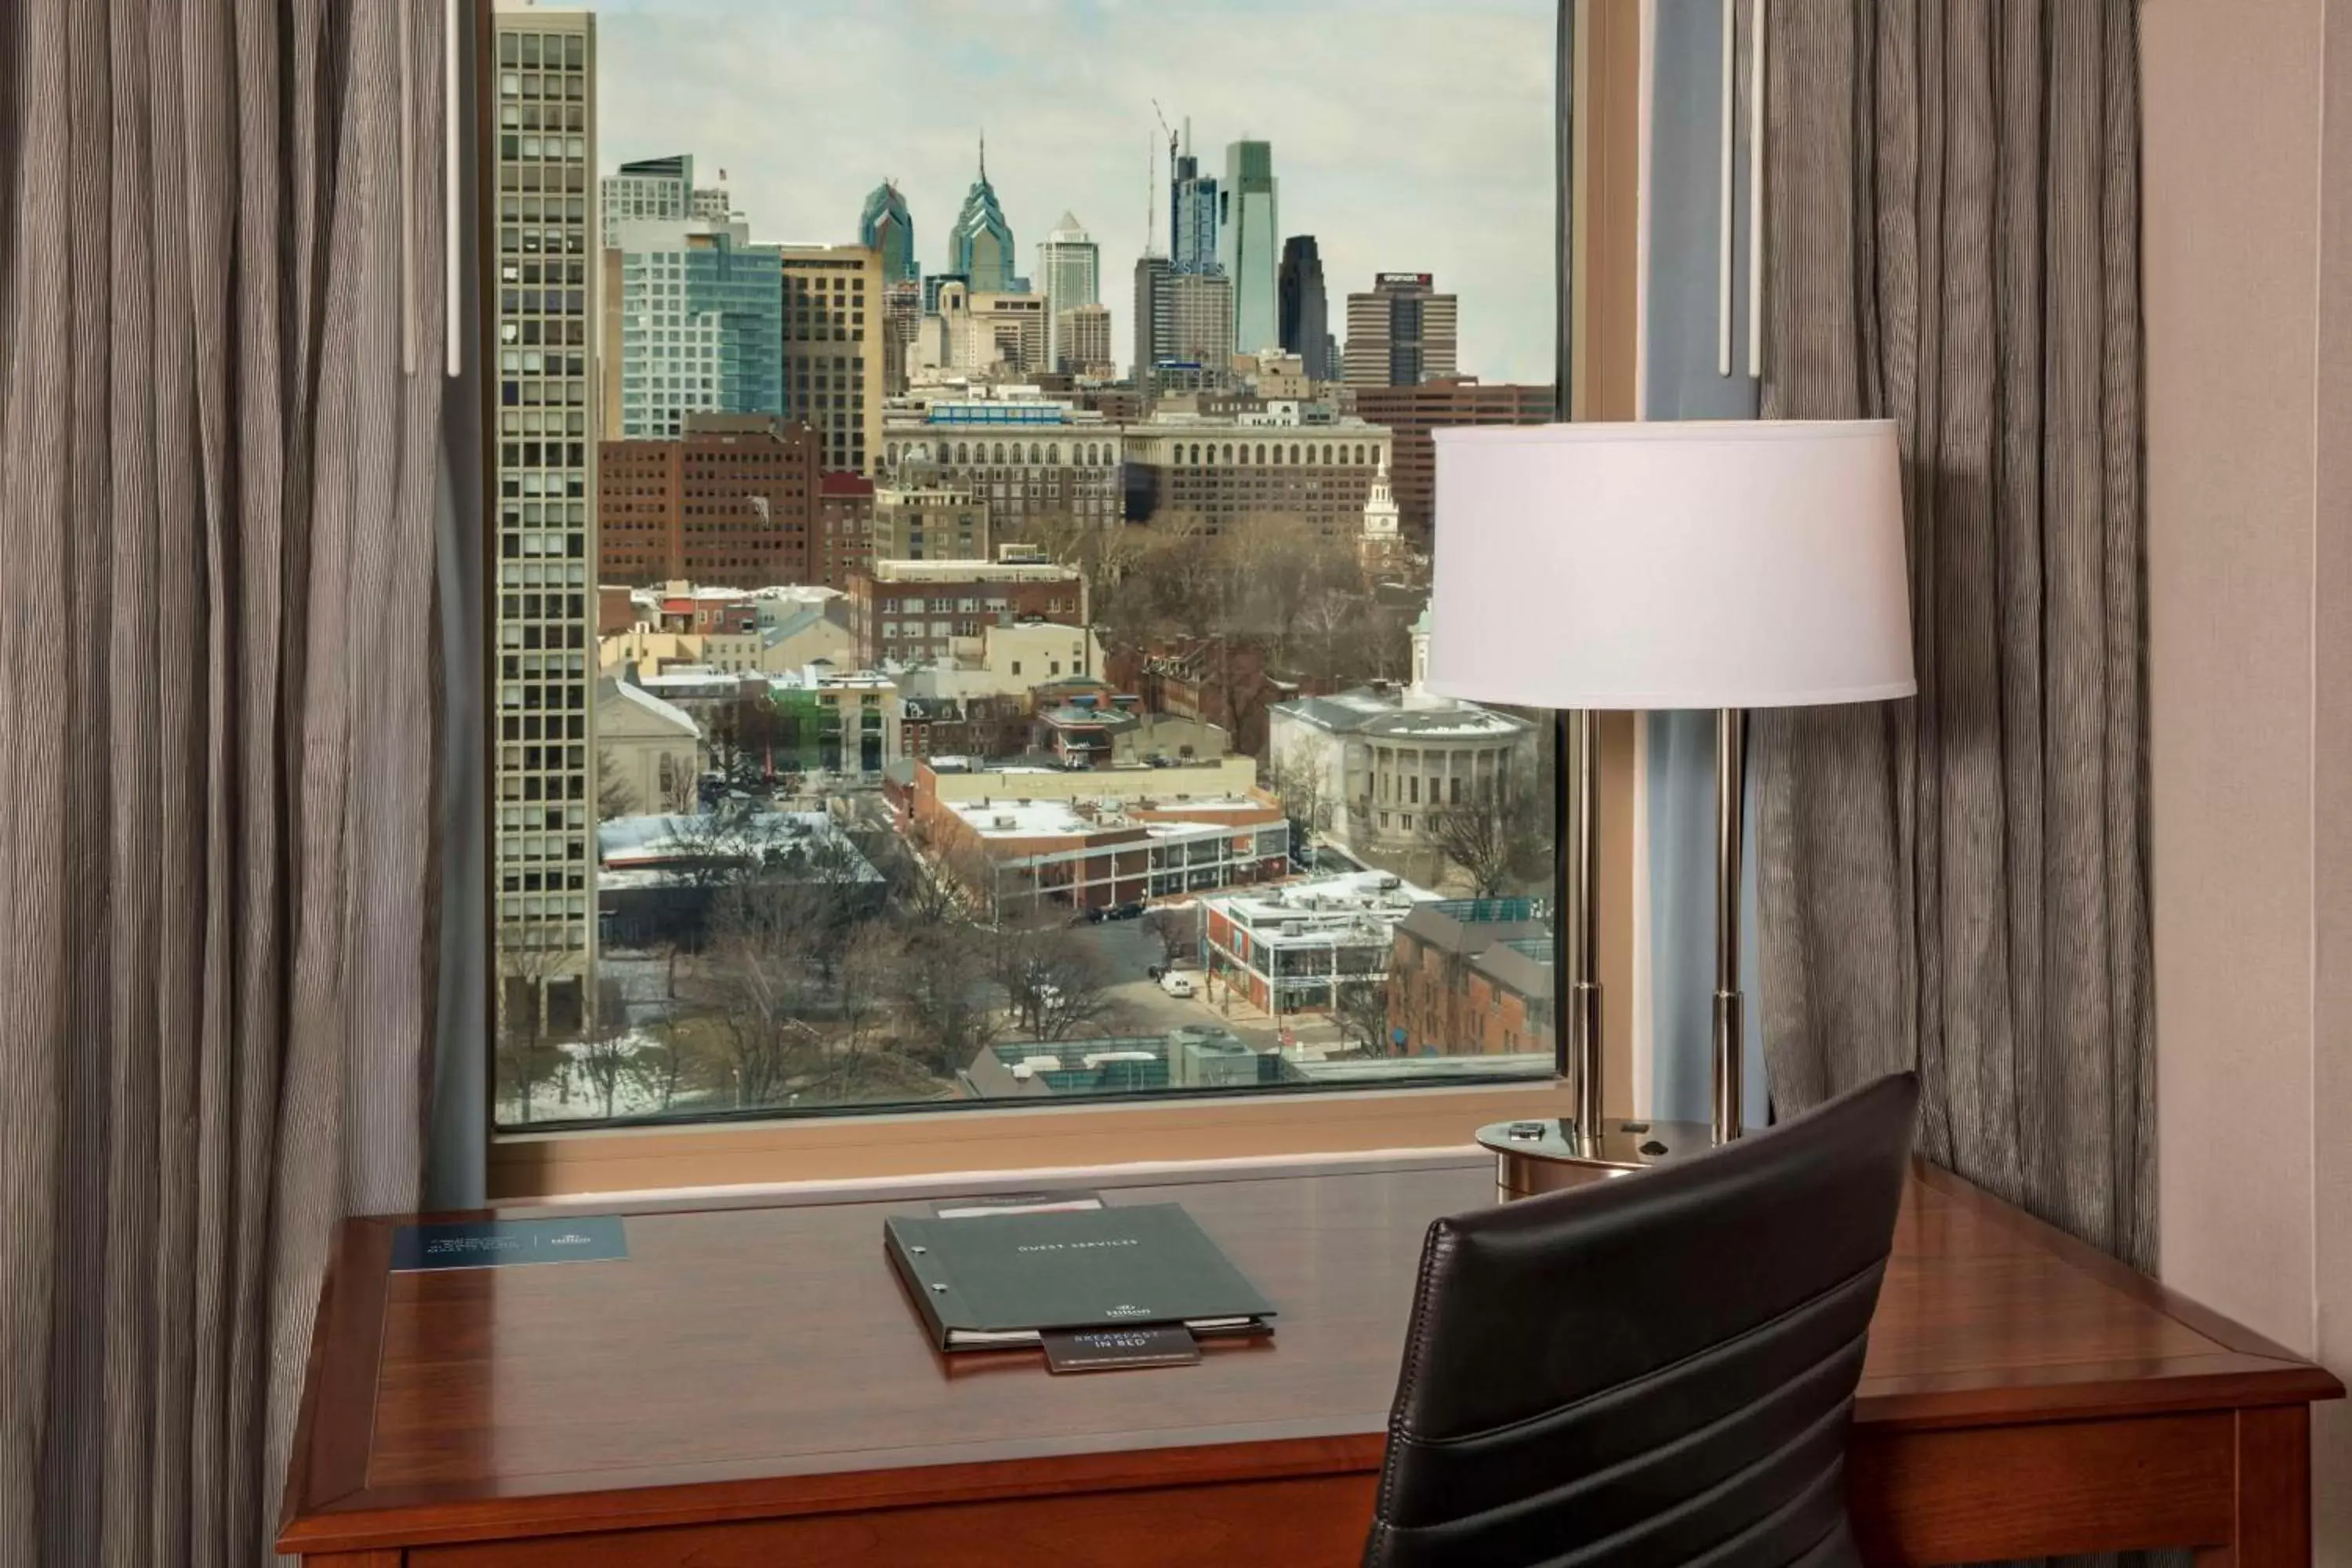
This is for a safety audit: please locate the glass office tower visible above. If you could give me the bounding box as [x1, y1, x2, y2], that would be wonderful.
[609, 220, 783, 438]
[859, 179, 918, 284]
[948, 140, 1018, 293]
[1218, 140, 1279, 353]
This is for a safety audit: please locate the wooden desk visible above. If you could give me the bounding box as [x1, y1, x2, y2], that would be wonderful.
[280, 1156, 2342, 1566]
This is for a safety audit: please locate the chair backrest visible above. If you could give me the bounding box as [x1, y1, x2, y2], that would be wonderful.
[1363, 1073, 1918, 1568]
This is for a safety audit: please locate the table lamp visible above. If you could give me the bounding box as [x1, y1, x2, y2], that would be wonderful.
[1427, 419, 1913, 1172]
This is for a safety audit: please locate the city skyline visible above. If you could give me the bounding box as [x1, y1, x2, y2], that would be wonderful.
[591, 0, 1554, 385]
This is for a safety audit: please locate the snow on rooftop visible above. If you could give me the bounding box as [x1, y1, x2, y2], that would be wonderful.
[606, 680, 698, 735]
[1203, 869, 1442, 933]
[946, 796, 1265, 841]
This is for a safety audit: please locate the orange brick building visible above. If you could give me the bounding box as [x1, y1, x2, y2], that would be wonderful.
[1385, 898, 1555, 1057]
[902, 760, 1285, 916]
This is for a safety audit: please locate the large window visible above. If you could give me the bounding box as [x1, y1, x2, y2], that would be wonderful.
[485, 0, 1563, 1131]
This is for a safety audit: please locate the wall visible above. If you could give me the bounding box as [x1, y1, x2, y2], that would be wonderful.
[2143, 0, 2351, 1550]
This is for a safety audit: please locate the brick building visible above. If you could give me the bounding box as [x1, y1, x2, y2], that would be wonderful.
[1351, 379, 1555, 547]
[902, 758, 1286, 916]
[817, 471, 875, 590]
[1105, 637, 1304, 759]
[848, 559, 1087, 666]
[597, 414, 817, 587]
[1200, 871, 1436, 1018]
[1385, 897, 1555, 1058]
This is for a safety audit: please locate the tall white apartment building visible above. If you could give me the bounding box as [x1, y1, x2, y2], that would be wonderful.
[492, 1, 600, 1033]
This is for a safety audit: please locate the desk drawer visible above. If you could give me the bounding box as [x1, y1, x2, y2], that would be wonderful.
[413, 1473, 1381, 1567]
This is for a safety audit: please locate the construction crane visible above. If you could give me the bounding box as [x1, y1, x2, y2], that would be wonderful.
[1149, 100, 1180, 257]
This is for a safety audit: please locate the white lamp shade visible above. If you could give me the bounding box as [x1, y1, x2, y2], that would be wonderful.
[1426, 419, 1916, 710]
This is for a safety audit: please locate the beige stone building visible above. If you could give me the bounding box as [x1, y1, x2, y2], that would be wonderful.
[779, 244, 884, 475]
[595, 679, 704, 818]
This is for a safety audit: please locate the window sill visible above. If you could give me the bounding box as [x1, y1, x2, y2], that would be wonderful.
[488, 1077, 1587, 1202]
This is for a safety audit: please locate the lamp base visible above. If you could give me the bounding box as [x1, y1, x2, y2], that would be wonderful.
[1475, 1117, 1718, 1200]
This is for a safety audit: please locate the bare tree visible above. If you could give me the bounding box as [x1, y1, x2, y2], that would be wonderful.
[1140, 906, 1198, 967]
[892, 923, 1001, 1080]
[895, 818, 993, 924]
[1426, 763, 1551, 898]
[1332, 978, 1395, 1058]
[596, 750, 637, 821]
[574, 981, 640, 1120]
[495, 935, 584, 1123]
[630, 1019, 694, 1113]
[1262, 741, 1335, 851]
[704, 879, 829, 1108]
[660, 754, 703, 815]
[995, 925, 1126, 1042]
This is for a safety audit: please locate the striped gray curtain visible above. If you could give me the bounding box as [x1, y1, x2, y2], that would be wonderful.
[0, 2, 446, 1561]
[1751, 0, 2156, 1271]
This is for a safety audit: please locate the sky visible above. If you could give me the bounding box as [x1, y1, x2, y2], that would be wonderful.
[588, 0, 1557, 385]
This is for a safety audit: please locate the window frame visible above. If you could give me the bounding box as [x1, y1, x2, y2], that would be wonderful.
[475, 0, 1640, 1198]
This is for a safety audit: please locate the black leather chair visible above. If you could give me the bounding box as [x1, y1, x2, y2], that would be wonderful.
[1363, 1073, 1918, 1568]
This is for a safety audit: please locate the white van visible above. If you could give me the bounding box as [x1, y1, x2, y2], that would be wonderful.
[1157, 970, 1198, 999]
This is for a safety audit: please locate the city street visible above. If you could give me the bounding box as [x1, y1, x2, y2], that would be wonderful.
[1067, 916, 1345, 1058]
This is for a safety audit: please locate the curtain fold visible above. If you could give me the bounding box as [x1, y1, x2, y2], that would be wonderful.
[1752, 0, 2155, 1271]
[0, 1, 445, 1560]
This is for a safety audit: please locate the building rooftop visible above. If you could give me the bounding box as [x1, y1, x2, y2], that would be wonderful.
[602, 678, 699, 737]
[818, 470, 875, 496]
[1203, 869, 1441, 941]
[865, 560, 1082, 583]
[1278, 686, 1529, 741]
[596, 810, 881, 890]
[1396, 898, 1555, 957]
[961, 1029, 1295, 1100]
[760, 605, 836, 646]
[764, 664, 896, 694]
[945, 796, 1267, 840]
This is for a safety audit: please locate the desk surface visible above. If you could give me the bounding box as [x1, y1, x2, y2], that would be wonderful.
[280, 1154, 2341, 1557]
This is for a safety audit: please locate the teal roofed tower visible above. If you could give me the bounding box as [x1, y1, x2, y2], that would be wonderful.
[948, 135, 1018, 292]
[859, 179, 916, 283]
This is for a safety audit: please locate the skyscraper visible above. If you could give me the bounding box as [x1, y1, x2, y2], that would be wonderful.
[1131, 254, 1173, 381]
[1058, 303, 1114, 376]
[1035, 212, 1099, 373]
[858, 179, 918, 283]
[1344, 273, 1460, 387]
[1217, 140, 1279, 353]
[604, 219, 782, 438]
[1169, 271, 1236, 370]
[492, 1, 598, 1033]
[600, 152, 729, 245]
[1171, 129, 1219, 278]
[948, 138, 1018, 293]
[880, 278, 922, 397]
[1278, 235, 1333, 380]
[781, 245, 886, 475]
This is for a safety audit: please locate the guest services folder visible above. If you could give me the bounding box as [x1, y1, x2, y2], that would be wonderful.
[884, 1203, 1276, 1351]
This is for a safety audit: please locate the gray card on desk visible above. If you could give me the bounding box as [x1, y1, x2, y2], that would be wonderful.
[390, 1216, 627, 1272]
[1042, 1325, 1203, 1374]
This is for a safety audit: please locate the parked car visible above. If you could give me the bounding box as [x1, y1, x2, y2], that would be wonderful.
[1108, 902, 1147, 920]
[1157, 971, 1198, 999]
